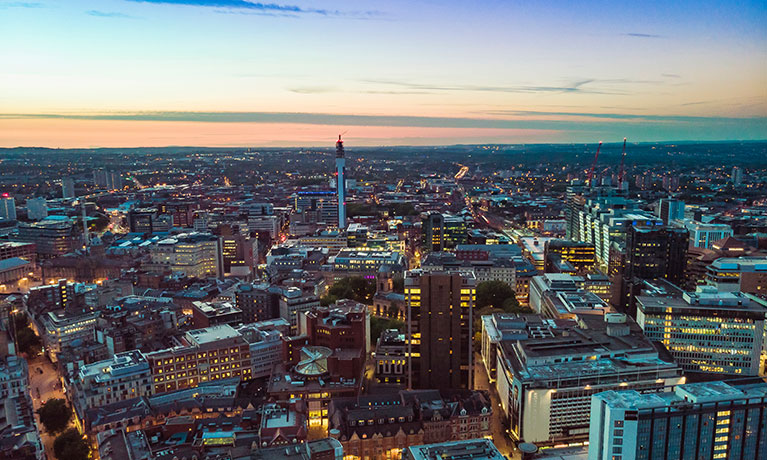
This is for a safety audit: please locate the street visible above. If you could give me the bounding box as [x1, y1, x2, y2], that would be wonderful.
[473, 354, 520, 460]
[28, 354, 73, 460]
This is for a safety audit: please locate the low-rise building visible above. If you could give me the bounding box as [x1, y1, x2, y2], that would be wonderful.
[403, 439, 504, 460]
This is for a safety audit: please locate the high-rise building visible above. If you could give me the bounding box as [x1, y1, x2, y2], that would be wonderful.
[62, 177, 75, 198]
[657, 198, 685, 223]
[421, 212, 468, 252]
[25, 196, 47, 220]
[336, 135, 347, 229]
[705, 256, 767, 294]
[0, 193, 16, 222]
[589, 380, 767, 460]
[405, 269, 476, 390]
[614, 224, 688, 315]
[636, 282, 765, 376]
[731, 166, 744, 185]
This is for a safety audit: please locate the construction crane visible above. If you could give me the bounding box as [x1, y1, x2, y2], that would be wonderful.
[586, 141, 603, 186]
[618, 137, 627, 189]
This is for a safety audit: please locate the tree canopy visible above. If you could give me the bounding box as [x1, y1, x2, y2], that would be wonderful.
[53, 429, 90, 460]
[37, 398, 72, 434]
[321, 276, 376, 305]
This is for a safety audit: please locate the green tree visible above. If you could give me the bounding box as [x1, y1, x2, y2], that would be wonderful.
[370, 316, 404, 343]
[53, 429, 90, 460]
[37, 398, 72, 434]
[325, 276, 376, 304]
[12, 313, 41, 357]
[476, 281, 517, 310]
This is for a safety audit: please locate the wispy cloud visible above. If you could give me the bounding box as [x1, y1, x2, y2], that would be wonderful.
[662, 73, 682, 79]
[86, 10, 136, 19]
[2, 111, 764, 131]
[359, 79, 625, 95]
[623, 32, 664, 38]
[125, 0, 384, 18]
[0, 1, 44, 8]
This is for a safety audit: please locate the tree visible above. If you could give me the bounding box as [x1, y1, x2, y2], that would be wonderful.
[12, 313, 41, 357]
[476, 281, 517, 310]
[392, 275, 404, 294]
[53, 429, 90, 460]
[324, 276, 376, 304]
[37, 398, 72, 434]
[370, 316, 404, 343]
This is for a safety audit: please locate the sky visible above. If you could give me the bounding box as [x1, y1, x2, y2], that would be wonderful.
[1, 0, 766, 147]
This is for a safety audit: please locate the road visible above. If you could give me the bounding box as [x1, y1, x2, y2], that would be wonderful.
[473, 354, 520, 460]
[28, 355, 73, 460]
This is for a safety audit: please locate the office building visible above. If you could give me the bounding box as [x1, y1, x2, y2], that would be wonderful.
[236, 282, 281, 322]
[16, 219, 78, 257]
[657, 198, 685, 224]
[0, 356, 44, 460]
[279, 287, 320, 332]
[328, 249, 405, 277]
[403, 439, 505, 460]
[40, 309, 98, 361]
[148, 232, 222, 278]
[26, 197, 47, 220]
[495, 313, 683, 445]
[636, 283, 766, 376]
[236, 320, 287, 378]
[0, 241, 36, 266]
[705, 256, 767, 294]
[0, 194, 16, 222]
[62, 177, 75, 198]
[145, 324, 252, 394]
[614, 224, 688, 315]
[589, 380, 767, 460]
[219, 232, 258, 277]
[405, 269, 476, 390]
[127, 208, 159, 233]
[374, 329, 407, 385]
[421, 212, 467, 252]
[544, 240, 596, 275]
[683, 221, 734, 249]
[295, 191, 339, 226]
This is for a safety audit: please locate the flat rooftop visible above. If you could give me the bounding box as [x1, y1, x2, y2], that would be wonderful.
[186, 324, 241, 345]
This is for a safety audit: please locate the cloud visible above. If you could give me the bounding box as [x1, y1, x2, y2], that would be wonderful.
[623, 32, 664, 38]
[0, 1, 44, 8]
[125, 0, 384, 18]
[662, 73, 682, 79]
[86, 10, 136, 18]
[288, 86, 336, 94]
[359, 78, 626, 95]
[477, 109, 750, 123]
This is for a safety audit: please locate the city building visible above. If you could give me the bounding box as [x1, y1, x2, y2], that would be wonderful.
[327, 249, 406, 279]
[279, 287, 321, 332]
[495, 313, 684, 446]
[236, 319, 287, 378]
[329, 389, 492, 460]
[190, 300, 243, 327]
[16, 219, 79, 258]
[543, 240, 596, 275]
[62, 177, 75, 198]
[72, 350, 153, 416]
[657, 198, 685, 224]
[25, 196, 47, 220]
[0, 241, 36, 265]
[403, 439, 504, 460]
[40, 309, 99, 361]
[705, 256, 767, 294]
[731, 165, 744, 185]
[613, 223, 688, 316]
[374, 329, 407, 385]
[589, 379, 767, 460]
[235, 282, 281, 323]
[421, 212, 467, 252]
[148, 232, 222, 279]
[0, 193, 16, 222]
[683, 220, 734, 249]
[636, 282, 766, 376]
[0, 356, 44, 460]
[145, 323, 252, 394]
[405, 269, 477, 390]
[295, 191, 339, 227]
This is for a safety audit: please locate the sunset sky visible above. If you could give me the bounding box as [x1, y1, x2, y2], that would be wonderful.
[1, 0, 766, 147]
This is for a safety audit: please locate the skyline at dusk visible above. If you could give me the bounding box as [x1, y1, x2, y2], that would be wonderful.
[2, 0, 766, 147]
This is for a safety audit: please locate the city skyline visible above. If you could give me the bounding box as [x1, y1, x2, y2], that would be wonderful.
[2, 0, 766, 147]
